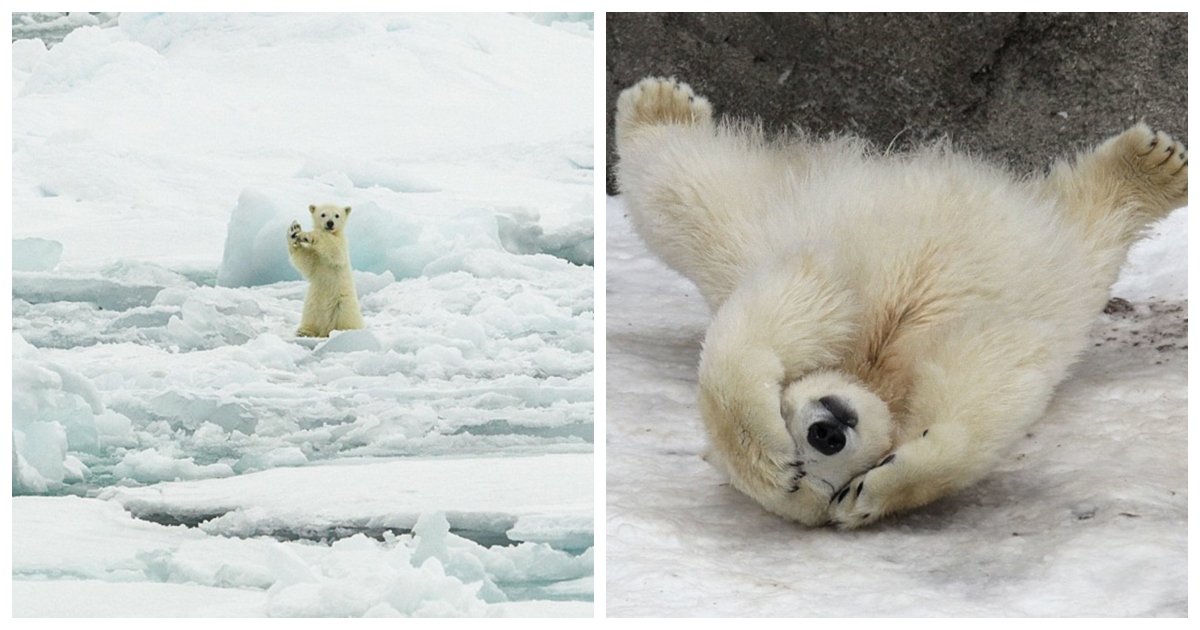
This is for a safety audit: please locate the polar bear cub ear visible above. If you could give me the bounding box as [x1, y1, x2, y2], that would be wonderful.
[344, 206, 351, 216]
[309, 204, 317, 213]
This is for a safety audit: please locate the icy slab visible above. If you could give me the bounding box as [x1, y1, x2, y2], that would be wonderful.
[605, 198, 1187, 616]
[100, 454, 593, 549]
[13, 273, 164, 310]
[12, 237, 64, 271]
[13, 496, 592, 617]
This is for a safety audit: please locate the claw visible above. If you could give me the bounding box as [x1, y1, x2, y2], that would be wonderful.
[1154, 145, 1177, 167]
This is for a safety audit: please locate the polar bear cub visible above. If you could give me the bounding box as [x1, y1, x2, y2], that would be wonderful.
[615, 76, 1187, 528]
[286, 203, 364, 337]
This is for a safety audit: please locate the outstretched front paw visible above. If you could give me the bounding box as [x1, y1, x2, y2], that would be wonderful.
[828, 452, 897, 529]
[288, 221, 310, 246]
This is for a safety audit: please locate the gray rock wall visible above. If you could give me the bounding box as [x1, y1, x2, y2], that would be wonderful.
[606, 13, 1187, 194]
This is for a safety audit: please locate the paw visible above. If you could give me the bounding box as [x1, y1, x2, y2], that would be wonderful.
[785, 459, 808, 494]
[615, 76, 713, 141]
[827, 452, 897, 529]
[1106, 124, 1188, 211]
[1131, 126, 1187, 189]
[288, 221, 311, 246]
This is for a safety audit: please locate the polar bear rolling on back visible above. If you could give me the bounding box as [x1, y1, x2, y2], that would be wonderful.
[287, 203, 364, 337]
[615, 77, 1187, 528]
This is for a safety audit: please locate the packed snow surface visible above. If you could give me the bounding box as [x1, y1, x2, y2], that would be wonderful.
[606, 197, 1186, 616]
[11, 13, 593, 617]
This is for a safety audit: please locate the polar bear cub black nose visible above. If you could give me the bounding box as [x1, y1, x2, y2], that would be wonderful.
[325, 220, 335, 230]
[807, 421, 846, 455]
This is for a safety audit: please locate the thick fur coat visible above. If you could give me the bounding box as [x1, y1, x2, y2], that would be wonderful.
[287, 203, 363, 338]
[615, 77, 1187, 528]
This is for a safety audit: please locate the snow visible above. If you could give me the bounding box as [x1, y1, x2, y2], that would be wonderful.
[605, 196, 1187, 616]
[12, 12, 593, 269]
[11, 13, 592, 617]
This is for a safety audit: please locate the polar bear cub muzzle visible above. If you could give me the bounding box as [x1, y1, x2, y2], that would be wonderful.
[310, 203, 350, 234]
[781, 371, 893, 497]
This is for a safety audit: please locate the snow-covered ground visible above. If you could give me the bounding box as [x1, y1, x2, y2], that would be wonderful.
[606, 196, 1187, 616]
[11, 13, 593, 617]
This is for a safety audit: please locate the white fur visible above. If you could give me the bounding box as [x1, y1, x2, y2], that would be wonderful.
[616, 76, 1187, 528]
[287, 203, 363, 337]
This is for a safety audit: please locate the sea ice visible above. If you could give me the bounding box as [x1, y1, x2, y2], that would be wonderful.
[11, 12, 594, 616]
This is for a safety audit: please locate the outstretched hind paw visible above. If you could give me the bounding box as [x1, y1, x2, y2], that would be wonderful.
[1106, 124, 1188, 211]
[1133, 128, 1187, 190]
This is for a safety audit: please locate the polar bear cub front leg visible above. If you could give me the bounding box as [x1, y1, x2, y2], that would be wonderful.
[827, 321, 1062, 528]
[288, 220, 312, 246]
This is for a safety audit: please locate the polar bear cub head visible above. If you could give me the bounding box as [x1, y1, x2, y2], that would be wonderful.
[780, 371, 893, 496]
[309, 203, 352, 235]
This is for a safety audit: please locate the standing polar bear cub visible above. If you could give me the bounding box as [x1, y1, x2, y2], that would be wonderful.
[287, 203, 364, 337]
[615, 77, 1186, 528]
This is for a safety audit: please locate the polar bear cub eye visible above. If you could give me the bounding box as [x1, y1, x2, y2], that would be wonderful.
[781, 371, 893, 494]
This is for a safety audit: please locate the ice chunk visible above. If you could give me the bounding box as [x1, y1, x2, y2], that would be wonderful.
[163, 295, 260, 350]
[146, 391, 256, 433]
[413, 513, 506, 604]
[216, 189, 296, 288]
[11, 333, 131, 493]
[314, 329, 383, 355]
[264, 533, 491, 617]
[352, 270, 395, 297]
[496, 206, 593, 266]
[112, 448, 234, 484]
[508, 514, 594, 551]
[12, 238, 63, 271]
